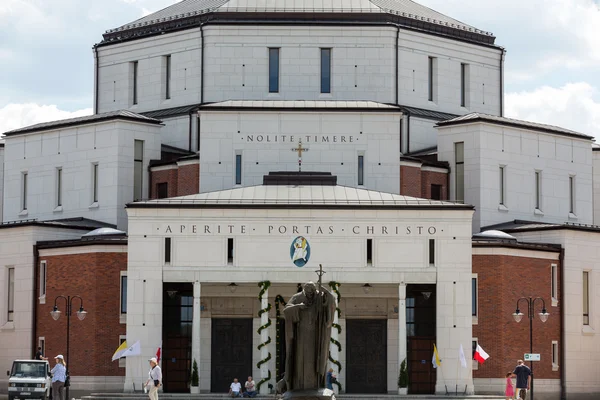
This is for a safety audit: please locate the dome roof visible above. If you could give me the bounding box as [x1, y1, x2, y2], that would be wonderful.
[102, 0, 494, 45]
[82, 227, 126, 237]
[473, 230, 517, 242]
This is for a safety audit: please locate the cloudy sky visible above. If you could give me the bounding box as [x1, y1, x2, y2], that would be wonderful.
[1, 0, 599, 138]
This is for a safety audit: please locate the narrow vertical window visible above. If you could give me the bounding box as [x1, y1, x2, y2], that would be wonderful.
[535, 171, 542, 210]
[56, 168, 62, 207]
[472, 276, 478, 317]
[22, 172, 28, 211]
[455, 142, 464, 202]
[235, 154, 242, 185]
[428, 239, 435, 265]
[7, 267, 15, 322]
[39, 261, 47, 298]
[552, 341, 558, 367]
[156, 183, 168, 199]
[357, 155, 364, 186]
[268, 48, 280, 93]
[227, 238, 234, 264]
[92, 163, 99, 203]
[551, 264, 558, 301]
[366, 239, 373, 265]
[120, 275, 127, 314]
[165, 55, 171, 100]
[499, 166, 505, 205]
[583, 271, 589, 325]
[165, 238, 172, 264]
[134, 140, 144, 200]
[428, 57, 435, 101]
[39, 338, 45, 357]
[431, 184, 442, 200]
[461, 63, 468, 107]
[569, 176, 575, 214]
[132, 61, 139, 105]
[321, 48, 331, 94]
[119, 336, 127, 368]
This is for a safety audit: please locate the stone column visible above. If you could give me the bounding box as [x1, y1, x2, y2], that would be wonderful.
[398, 283, 407, 382]
[330, 293, 339, 394]
[192, 281, 201, 384]
[260, 287, 269, 395]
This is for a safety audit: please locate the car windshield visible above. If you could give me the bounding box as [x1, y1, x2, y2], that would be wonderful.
[10, 362, 46, 378]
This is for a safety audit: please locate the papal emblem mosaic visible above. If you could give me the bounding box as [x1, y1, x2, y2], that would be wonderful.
[290, 236, 310, 267]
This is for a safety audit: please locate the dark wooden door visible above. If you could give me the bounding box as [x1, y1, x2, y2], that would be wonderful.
[211, 318, 253, 393]
[408, 337, 436, 394]
[346, 319, 387, 394]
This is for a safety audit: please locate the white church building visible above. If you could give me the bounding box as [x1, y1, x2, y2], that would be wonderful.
[0, 0, 599, 398]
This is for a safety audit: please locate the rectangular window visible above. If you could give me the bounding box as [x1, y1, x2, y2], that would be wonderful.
[428, 57, 435, 101]
[235, 154, 242, 185]
[551, 264, 558, 301]
[268, 48, 280, 93]
[119, 336, 127, 368]
[552, 341, 559, 368]
[56, 168, 62, 207]
[38, 338, 45, 358]
[132, 61, 138, 105]
[366, 239, 373, 265]
[358, 155, 364, 186]
[92, 163, 99, 203]
[472, 339, 479, 370]
[134, 140, 144, 200]
[320, 48, 331, 94]
[165, 237, 172, 264]
[499, 166, 505, 205]
[455, 142, 464, 202]
[227, 238, 234, 264]
[461, 63, 468, 107]
[429, 239, 435, 265]
[156, 183, 168, 199]
[569, 175, 575, 214]
[39, 261, 47, 298]
[165, 55, 171, 100]
[7, 267, 15, 322]
[120, 275, 127, 314]
[22, 172, 28, 211]
[535, 171, 542, 210]
[583, 271, 589, 325]
[431, 184, 442, 200]
[472, 276, 478, 317]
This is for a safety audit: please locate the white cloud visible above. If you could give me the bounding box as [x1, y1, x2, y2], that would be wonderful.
[505, 82, 600, 140]
[0, 103, 93, 135]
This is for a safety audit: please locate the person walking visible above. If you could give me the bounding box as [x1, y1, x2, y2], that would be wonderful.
[505, 371, 515, 400]
[51, 355, 67, 400]
[326, 368, 336, 390]
[513, 360, 531, 400]
[145, 357, 162, 400]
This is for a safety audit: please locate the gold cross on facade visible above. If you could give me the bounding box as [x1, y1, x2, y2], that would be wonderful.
[291, 140, 309, 172]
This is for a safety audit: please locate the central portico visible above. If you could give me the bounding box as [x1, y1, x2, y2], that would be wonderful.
[124, 174, 474, 394]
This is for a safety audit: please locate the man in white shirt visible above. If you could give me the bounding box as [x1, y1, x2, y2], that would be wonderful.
[229, 378, 242, 398]
[243, 376, 257, 398]
[145, 357, 162, 400]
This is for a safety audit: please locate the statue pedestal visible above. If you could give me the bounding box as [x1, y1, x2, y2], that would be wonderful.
[283, 389, 336, 400]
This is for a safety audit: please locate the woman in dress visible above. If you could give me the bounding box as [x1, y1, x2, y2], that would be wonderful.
[505, 371, 515, 400]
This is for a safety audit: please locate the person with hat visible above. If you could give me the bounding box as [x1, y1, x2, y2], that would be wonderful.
[145, 357, 162, 400]
[51, 355, 67, 400]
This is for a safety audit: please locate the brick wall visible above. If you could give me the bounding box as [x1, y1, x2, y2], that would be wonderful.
[473, 251, 561, 380]
[177, 163, 199, 196]
[36, 251, 127, 376]
[150, 163, 199, 199]
[400, 164, 448, 200]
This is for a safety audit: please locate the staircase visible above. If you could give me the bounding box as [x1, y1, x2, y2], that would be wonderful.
[80, 393, 506, 400]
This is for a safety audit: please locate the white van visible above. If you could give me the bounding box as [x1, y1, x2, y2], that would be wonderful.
[6, 360, 52, 400]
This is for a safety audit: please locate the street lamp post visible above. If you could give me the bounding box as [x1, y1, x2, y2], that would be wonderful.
[512, 297, 549, 400]
[51, 295, 87, 400]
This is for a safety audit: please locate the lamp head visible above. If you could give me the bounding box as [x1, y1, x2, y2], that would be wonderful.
[76, 306, 87, 321]
[50, 305, 61, 321]
[513, 309, 524, 323]
[539, 308, 549, 323]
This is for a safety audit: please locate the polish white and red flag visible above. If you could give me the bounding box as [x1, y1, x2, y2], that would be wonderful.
[474, 344, 489, 364]
[156, 342, 162, 364]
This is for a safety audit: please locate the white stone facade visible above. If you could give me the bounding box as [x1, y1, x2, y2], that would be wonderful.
[437, 122, 593, 232]
[3, 120, 162, 230]
[125, 197, 474, 394]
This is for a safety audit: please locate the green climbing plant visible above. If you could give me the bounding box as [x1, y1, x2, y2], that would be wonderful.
[256, 281, 272, 391]
[274, 294, 287, 381]
[328, 281, 342, 392]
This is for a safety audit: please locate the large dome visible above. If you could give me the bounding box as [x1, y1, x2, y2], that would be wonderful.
[102, 0, 493, 45]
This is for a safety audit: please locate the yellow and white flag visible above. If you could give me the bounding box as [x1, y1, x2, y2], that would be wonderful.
[112, 340, 141, 361]
[112, 340, 128, 361]
[432, 344, 441, 368]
